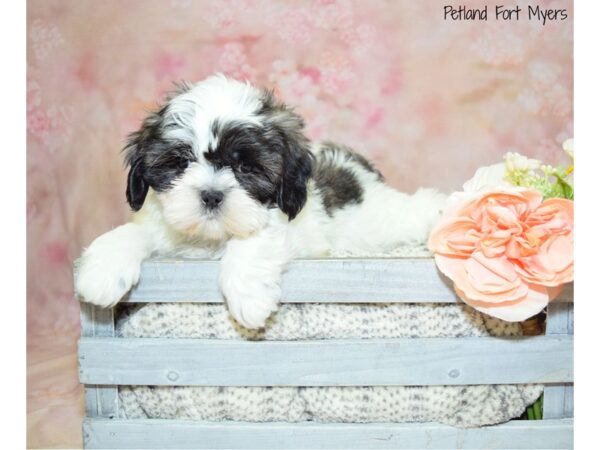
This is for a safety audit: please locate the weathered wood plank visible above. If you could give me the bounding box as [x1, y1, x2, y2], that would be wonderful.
[544, 303, 574, 419]
[564, 383, 574, 417]
[83, 418, 573, 449]
[122, 258, 574, 303]
[80, 304, 118, 418]
[544, 384, 574, 419]
[546, 302, 574, 336]
[79, 335, 573, 386]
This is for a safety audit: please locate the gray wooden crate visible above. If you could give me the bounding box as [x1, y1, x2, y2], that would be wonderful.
[78, 258, 574, 449]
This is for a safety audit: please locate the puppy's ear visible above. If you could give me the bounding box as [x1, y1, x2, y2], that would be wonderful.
[123, 108, 164, 211]
[126, 155, 148, 211]
[277, 140, 313, 220]
[260, 90, 314, 221]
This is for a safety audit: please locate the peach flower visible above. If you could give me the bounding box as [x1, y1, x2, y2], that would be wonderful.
[428, 188, 573, 321]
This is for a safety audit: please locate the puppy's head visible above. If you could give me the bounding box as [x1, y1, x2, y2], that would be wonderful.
[124, 75, 313, 241]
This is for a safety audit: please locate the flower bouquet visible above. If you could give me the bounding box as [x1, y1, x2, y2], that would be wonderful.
[428, 140, 574, 322]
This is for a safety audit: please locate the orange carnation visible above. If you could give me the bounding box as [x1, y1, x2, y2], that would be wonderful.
[428, 188, 573, 321]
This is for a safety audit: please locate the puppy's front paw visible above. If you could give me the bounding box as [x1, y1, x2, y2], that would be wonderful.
[75, 239, 142, 308]
[220, 273, 281, 329]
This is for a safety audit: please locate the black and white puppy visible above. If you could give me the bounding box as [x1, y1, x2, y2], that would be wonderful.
[76, 75, 447, 329]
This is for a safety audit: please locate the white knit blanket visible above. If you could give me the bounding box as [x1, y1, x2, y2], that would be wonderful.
[116, 247, 541, 427]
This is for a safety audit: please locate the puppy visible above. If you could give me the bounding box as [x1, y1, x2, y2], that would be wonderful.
[75, 75, 447, 329]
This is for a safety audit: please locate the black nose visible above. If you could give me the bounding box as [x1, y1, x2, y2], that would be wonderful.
[200, 190, 224, 209]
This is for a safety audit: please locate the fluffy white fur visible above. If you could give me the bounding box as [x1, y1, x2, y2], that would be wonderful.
[76, 75, 447, 328]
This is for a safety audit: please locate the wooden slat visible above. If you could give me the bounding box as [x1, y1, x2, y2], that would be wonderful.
[544, 302, 574, 419]
[82, 418, 573, 449]
[123, 258, 574, 303]
[544, 385, 574, 419]
[546, 302, 574, 336]
[80, 304, 118, 418]
[78, 335, 573, 386]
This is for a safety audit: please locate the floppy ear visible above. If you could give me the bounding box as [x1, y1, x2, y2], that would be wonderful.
[259, 89, 313, 220]
[124, 131, 151, 211]
[123, 106, 166, 211]
[126, 156, 148, 211]
[277, 140, 313, 220]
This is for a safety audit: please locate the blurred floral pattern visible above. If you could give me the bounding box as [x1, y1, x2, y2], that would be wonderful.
[26, 0, 572, 447]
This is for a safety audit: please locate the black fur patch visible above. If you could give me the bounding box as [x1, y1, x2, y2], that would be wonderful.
[314, 160, 364, 215]
[320, 141, 384, 181]
[258, 89, 314, 219]
[205, 121, 285, 206]
[123, 105, 197, 210]
[143, 141, 196, 191]
[204, 93, 314, 220]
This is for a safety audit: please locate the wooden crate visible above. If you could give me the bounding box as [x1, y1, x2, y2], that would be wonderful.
[78, 258, 574, 449]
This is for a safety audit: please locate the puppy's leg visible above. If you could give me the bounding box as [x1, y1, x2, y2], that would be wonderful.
[219, 224, 290, 329]
[75, 223, 154, 307]
[329, 185, 447, 252]
[381, 187, 448, 244]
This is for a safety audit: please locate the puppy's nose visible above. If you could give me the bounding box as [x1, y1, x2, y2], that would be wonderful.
[200, 190, 224, 209]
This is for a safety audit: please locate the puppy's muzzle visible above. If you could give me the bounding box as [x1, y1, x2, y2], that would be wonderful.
[200, 190, 224, 210]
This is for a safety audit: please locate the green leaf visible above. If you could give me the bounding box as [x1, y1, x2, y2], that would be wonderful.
[553, 173, 574, 200]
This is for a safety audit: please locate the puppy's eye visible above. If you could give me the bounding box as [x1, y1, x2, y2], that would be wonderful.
[239, 162, 252, 174]
[177, 159, 191, 170]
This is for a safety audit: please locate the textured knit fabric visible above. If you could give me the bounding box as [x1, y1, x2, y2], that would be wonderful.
[116, 246, 541, 427]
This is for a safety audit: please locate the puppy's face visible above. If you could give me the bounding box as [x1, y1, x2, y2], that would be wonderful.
[124, 76, 313, 241]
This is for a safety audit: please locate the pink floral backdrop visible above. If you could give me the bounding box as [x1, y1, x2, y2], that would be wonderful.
[27, 0, 572, 447]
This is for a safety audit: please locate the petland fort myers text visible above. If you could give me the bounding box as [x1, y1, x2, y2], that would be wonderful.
[444, 4, 568, 25]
